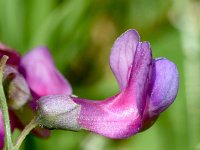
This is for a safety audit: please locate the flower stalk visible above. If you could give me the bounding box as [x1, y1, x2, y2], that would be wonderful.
[14, 117, 38, 150]
[0, 55, 13, 150]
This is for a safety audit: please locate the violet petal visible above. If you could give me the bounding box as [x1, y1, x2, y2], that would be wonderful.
[110, 30, 140, 91]
[126, 42, 152, 115]
[20, 47, 72, 98]
[147, 58, 179, 117]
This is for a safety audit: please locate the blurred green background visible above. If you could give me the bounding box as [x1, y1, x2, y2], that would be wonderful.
[0, 0, 200, 150]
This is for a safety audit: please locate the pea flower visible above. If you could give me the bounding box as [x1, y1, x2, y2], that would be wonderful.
[0, 44, 72, 149]
[37, 29, 179, 139]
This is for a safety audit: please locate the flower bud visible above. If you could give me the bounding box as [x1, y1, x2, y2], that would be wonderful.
[3, 65, 31, 109]
[36, 95, 81, 131]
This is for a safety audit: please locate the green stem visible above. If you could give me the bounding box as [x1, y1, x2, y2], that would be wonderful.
[0, 55, 13, 150]
[14, 117, 38, 150]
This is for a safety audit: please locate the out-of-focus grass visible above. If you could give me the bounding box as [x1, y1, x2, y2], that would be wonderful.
[0, 0, 192, 150]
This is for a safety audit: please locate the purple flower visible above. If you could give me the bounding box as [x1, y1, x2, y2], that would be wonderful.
[37, 29, 179, 139]
[0, 44, 72, 148]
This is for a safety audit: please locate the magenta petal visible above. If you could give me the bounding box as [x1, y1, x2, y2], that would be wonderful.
[20, 47, 72, 98]
[147, 58, 179, 116]
[73, 94, 142, 139]
[110, 30, 140, 91]
[72, 41, 152, 139]
[0, 43, 21, 66]
[0, 111, 4, 150]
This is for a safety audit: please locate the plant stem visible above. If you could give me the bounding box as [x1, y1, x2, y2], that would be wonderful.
[0, 55, 13, 150]
[171, 0, 200, 149]
[14, 117, 38, 150]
